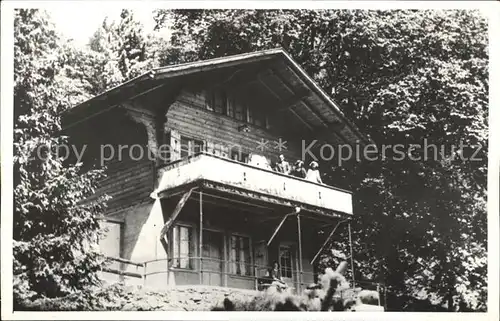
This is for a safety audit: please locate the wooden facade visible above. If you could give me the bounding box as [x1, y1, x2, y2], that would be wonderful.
[63, 49, 368, 292]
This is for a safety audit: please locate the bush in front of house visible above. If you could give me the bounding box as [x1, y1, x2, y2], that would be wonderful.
[211, 263, 381, 311]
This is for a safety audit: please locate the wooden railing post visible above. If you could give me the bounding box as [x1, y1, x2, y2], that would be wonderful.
[254, 264, 258, 290]
[348, 222, 356, 288]
[297, 213, 303, 293]
[199, 191, 203, 285]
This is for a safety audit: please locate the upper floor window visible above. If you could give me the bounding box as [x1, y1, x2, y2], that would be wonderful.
[180, 136, 205, 158]
[206, 88, 227, 114]
[230, 149, 249, 163]
[205, 88, 269, 129]
[234, 101, 245, 121]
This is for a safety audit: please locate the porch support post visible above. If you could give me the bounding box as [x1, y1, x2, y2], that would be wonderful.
[199, 191, 203, 285]
[348, 222, 355, 288]
[297, 213, 303, 293]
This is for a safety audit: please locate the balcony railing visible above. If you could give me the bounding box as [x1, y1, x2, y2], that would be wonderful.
[154, 152, 353, 216]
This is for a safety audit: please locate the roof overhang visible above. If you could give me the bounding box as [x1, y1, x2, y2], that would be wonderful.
[63, 48, 371, 146]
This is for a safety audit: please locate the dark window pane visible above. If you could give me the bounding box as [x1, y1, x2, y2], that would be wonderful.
[227, 97, 235, 117]
[254, 108, 265, 127]
[247, 107, 253, 124]
[235, 102, 244, 121]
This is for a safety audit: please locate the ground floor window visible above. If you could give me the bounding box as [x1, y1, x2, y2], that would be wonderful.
[171, 225, 194, 269]
[279, 245, 293, 278]
[230, 235, 252, 276]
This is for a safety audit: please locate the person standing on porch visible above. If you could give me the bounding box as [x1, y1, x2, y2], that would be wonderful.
[275, 154, 291, 175]
[306, 161, 323, 184]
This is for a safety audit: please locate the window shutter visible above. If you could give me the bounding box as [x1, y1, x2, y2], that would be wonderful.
[221, 144, 229, 158]
[235, 101, 244, 121]
[179, 226, 190, 268]
[231, 236, 237, 274]
[227, 96, 234, 117]
[246, 105, 253, 124]
[187, 140, 194, 156]
[212, 142, 221, 156]
[205, 90, 214, 111]
[172, 226, 179, 268]
[206, 141, 215, 155]
[168, 129, 181, 161]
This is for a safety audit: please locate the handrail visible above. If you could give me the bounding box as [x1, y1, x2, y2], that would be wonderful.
[105, 256, 144, 267]
[103, 255, 384, 289]
[156, 152, 353, 195]
[102, 255, 385, 306]
[102, 267, 142, 279]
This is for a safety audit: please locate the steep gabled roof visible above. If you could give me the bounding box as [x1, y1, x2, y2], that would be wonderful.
[65, 48, 370, 146]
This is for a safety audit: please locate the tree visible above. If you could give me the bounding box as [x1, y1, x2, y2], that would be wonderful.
[13, 9, 107, 300]
[155, 9, 488, 311]
[86, 9, 161, 92]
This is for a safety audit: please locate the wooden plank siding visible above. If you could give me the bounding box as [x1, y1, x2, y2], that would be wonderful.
[77, 110, 157, 214]
[165, 88, 304, 166]
[99, 157, 154, 212]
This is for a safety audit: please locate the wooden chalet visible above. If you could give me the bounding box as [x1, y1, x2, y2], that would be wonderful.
[63, 48, 371, 293]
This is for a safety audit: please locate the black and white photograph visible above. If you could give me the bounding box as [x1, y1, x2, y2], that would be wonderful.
[1, 1, 499, 319]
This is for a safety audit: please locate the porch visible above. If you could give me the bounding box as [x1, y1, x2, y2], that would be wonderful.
[100, 152, 364, 295]
[101, 255, 386, 311]
[140, 152, 357, 293]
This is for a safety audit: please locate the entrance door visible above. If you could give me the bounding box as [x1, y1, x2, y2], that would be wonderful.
[201, 230, 224, 286]
[279, 244, 296, 288]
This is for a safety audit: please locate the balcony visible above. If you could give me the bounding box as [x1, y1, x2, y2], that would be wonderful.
[153, 152, 352, 217]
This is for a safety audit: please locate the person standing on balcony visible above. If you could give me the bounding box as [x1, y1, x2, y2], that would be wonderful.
[275, 154, 291, 175]
[306, 161, 323, 184]
[291, 160, 307, 178]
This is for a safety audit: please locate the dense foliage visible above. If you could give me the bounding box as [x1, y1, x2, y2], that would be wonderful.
[13, 9, 108, 300]
[13, 8, 488, 312]
[86, 9, 165, 91]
